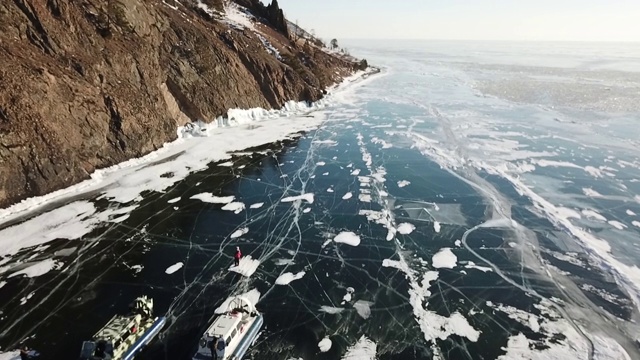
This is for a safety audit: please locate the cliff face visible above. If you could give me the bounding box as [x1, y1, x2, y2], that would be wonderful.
[0, 0, 363, 208]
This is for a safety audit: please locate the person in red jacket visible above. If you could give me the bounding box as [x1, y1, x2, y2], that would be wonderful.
[234, 246, 242, 266]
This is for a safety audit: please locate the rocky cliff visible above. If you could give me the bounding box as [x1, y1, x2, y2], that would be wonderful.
[0, 0, 365, 208]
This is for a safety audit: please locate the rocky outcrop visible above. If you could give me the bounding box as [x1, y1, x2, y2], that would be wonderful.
[0, 0, 364, 208]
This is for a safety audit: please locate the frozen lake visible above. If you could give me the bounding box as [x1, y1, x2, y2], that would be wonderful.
[1, 41, 640, 359]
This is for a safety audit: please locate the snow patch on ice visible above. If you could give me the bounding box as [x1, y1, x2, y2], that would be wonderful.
[556, 207, 581, 219]
[281, 193, 315, 204]
[432, 248, 457, 269]
[494, 300, 631, 360]
[342, 336, 377, 360]
[165, 262, 184, 274]
[334, 232, 361, 246]
[582, 188, 603, 197]
[167, 197, 181, 204]
[342, 287, 355, 304]
[0, 201, 97, 258]
[342, 192, 353, 200]
[274, 258, 295, 266]
[230, 227, 249, 239]
[397, 223, 416, 235]
[464, 261, 493, 273]
[434, 221, 441, 233]
[249, 202, 264, 209]
[319, 306, 345, 314]
[221, 202, 245, 214]
[353, 300, 373, 319]
[350, 169, 361, 175]
[275, 271, 306, 285]
[581, 209, 607, 222]
[397, 180, 411, 188]
[8, 258, 61, 278]
[190, 193, 235, 204]
[584, 166, 603, 178]
[318, 337, 332, 352]
[229, 255, 260, 277]
[608, 220, 627, 230]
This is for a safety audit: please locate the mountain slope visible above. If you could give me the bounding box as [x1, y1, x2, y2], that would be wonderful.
[0, 0, 364, 208]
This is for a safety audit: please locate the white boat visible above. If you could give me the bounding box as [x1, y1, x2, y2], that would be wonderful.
[79, 296, 166, 360]
[193, 296, 264, 360]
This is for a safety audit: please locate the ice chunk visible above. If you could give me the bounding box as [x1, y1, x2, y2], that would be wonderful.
[342, 192, 353, 200]
[250, 202, 264, 209]
[397, 180, 411, 188]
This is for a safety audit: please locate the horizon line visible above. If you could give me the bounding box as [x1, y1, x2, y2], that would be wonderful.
[325, 38, 640, 44]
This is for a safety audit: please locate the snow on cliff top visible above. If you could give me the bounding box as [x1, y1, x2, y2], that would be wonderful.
[224, 2, 256, 31]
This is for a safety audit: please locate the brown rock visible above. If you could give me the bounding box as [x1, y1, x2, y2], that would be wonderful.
[0, 0, 363, 208]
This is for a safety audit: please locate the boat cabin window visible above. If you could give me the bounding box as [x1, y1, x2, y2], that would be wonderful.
[230, 329, 237, 340]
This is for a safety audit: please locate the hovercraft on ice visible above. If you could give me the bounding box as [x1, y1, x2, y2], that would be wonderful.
[79, 296, 166, 360]
[193, 296, 263, 360]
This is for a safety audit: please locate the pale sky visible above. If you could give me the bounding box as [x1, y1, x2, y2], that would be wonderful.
[273, 0, 640, 42]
